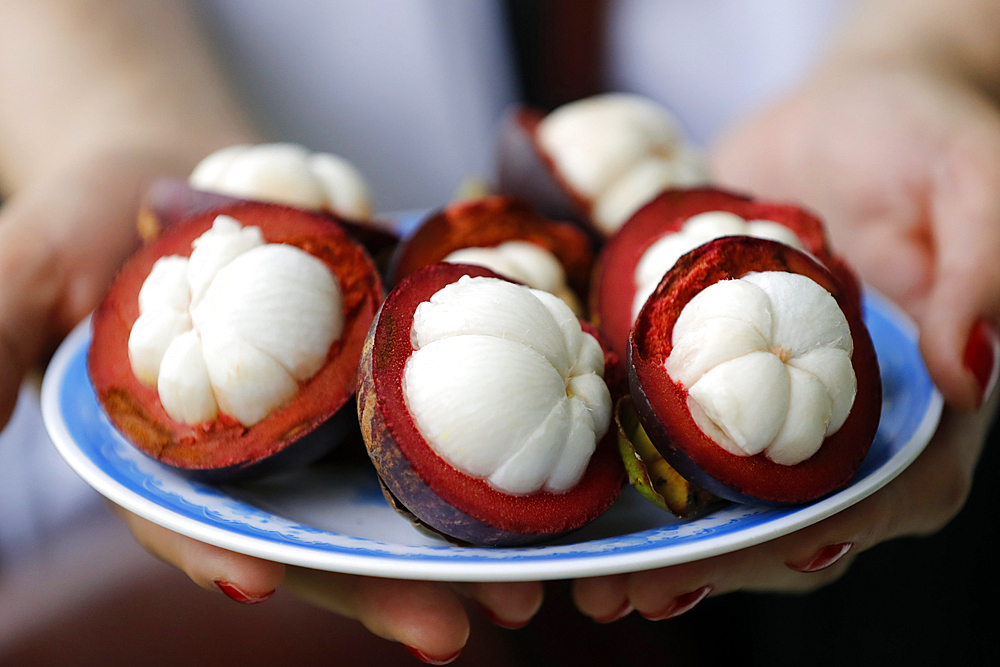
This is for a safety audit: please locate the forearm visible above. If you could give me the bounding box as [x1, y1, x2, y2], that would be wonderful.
[828, 0, 1000, 91]
[0, 0, 261, 195]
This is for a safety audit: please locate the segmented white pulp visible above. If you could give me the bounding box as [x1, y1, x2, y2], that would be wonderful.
[127, 215, 343, 426]
[632, 211, 805, 321]
[536, 93, 707, 235]
[442, 241, 579, 312]
[190, 142, 374, 219]
[404, 275, 611, 495]
[665, 272, 856, 465]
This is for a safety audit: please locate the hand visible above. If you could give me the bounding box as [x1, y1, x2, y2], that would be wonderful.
[116, 508, 543, 662]
[0, 147, 542, 662]
[574, 57, 1000, 621]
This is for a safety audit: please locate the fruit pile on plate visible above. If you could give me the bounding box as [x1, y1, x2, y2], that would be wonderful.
[89, 94, 880, 547]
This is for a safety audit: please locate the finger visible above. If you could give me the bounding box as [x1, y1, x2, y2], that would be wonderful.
[0, 219, 61, 427]
[572, 574, 632, 623]
[459, 581, 545, 629]
[111, 503, 285, 602]
[284, 567, 468, 664]
[578, 399, 993, 620]
[920, 121, 1000, 411]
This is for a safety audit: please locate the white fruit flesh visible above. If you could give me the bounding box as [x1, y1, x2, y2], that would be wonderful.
[404, 276, 611, 495]
[442, 241, 580, 313]
[189, 142, 374, 220]
[665, 271, 855, 465]
[128, 215, 343, 426]
[632, 211, 805, 321]
[535, 93, 707, 235]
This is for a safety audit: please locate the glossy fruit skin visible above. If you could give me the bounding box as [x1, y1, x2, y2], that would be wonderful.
[357, 263, 626, 546]
[88, 202, 383, 481]
[495, 106, 590, 230]
[628, 237, 881, 505]
[388, 194, 594, 304]
[593, 187, 862, 362]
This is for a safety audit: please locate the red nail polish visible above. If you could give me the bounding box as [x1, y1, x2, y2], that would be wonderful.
[214, 581, 275, 605]
[474, 601, 530, 629]
[964, 319, 1000, 408]
[404, 646, 462, 665]
[640, 585, 713, 621]
[593, 600, 634, 624]
[786, 542, 853, 573]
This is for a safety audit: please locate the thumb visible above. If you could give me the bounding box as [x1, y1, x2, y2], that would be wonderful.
[0, 220, 60, 428]
[917, 151, 1000, 412]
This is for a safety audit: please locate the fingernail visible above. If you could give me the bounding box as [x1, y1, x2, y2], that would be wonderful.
[214, 580, 275, 605]
[640, 585, 713, 621]
[593, 599, 634, 624]
[474, 601, 530, 630]
[404, 646, 462, 665]
[786, 542, 854, 573]
[964, 319, 1000, 408]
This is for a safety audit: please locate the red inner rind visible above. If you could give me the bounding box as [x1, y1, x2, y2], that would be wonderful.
[593, 187, 862, 361]
[88, 202, 383, 472]
[389, 195, 593, 299]
[629, 237, 880, 504]
[371, 263, 625, 534]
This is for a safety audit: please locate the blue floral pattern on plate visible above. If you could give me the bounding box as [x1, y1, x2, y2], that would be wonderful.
[41, 292, 941, 581]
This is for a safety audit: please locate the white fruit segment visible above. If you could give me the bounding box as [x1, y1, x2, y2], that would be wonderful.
[632, 211, 805, 321]
[535, 93, 707, 235]
[189, 142, 374, 220]
[403, 276, 611, 495]
[442, 241, 580, 313]
[664, 271, 855, 465]
[127, 215, 343, 426]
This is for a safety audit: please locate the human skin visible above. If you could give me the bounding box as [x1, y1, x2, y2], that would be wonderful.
[0, 1, 541, 662]
[573, 0, 1000, 623]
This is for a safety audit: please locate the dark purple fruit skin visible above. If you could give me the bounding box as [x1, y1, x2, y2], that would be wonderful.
[185, 401, 357, 483]
[356, 321, 551, 547]
[626, 352, 763, 506]
[495, 106, 586, 227]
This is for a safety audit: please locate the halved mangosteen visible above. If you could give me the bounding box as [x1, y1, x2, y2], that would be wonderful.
[138, 142, 399, 269]
[593, 187, 862, 361]
[358, 262, 626, 546]
[388, 195, 593, 315]
[628, 236, 880, 505]
[495, 94, 707, 239]
[88, 201, 383, 481]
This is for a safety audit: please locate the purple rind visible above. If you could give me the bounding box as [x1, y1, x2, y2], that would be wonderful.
[624, 346, 784, 506]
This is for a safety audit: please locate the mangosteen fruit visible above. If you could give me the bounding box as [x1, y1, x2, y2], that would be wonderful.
[389, 195, 593, 315]
[593, 187, 862, 360]
[628, 236, 880, 505]
[188, 142, 374, 220]
[138, 143, 398, 271]
[496, 93, 707, 238]
[357, 262, 626, 546]
[88, 201, 383, 480]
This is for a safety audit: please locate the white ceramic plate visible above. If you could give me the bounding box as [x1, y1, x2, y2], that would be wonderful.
[41, 292, 940, 582]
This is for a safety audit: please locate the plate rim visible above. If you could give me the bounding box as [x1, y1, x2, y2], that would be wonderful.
[41, 292, 943, 581]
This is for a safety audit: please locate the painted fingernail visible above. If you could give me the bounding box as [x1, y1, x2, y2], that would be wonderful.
[214, 581, 275, 605]
[964, 319, 1000, 408]
[404, 646, 462, 665]
[474, 601, 530, 630]
[786, 542, 854, 573]
[640, 585, 713, 621]
[593, 600, 634, 624]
